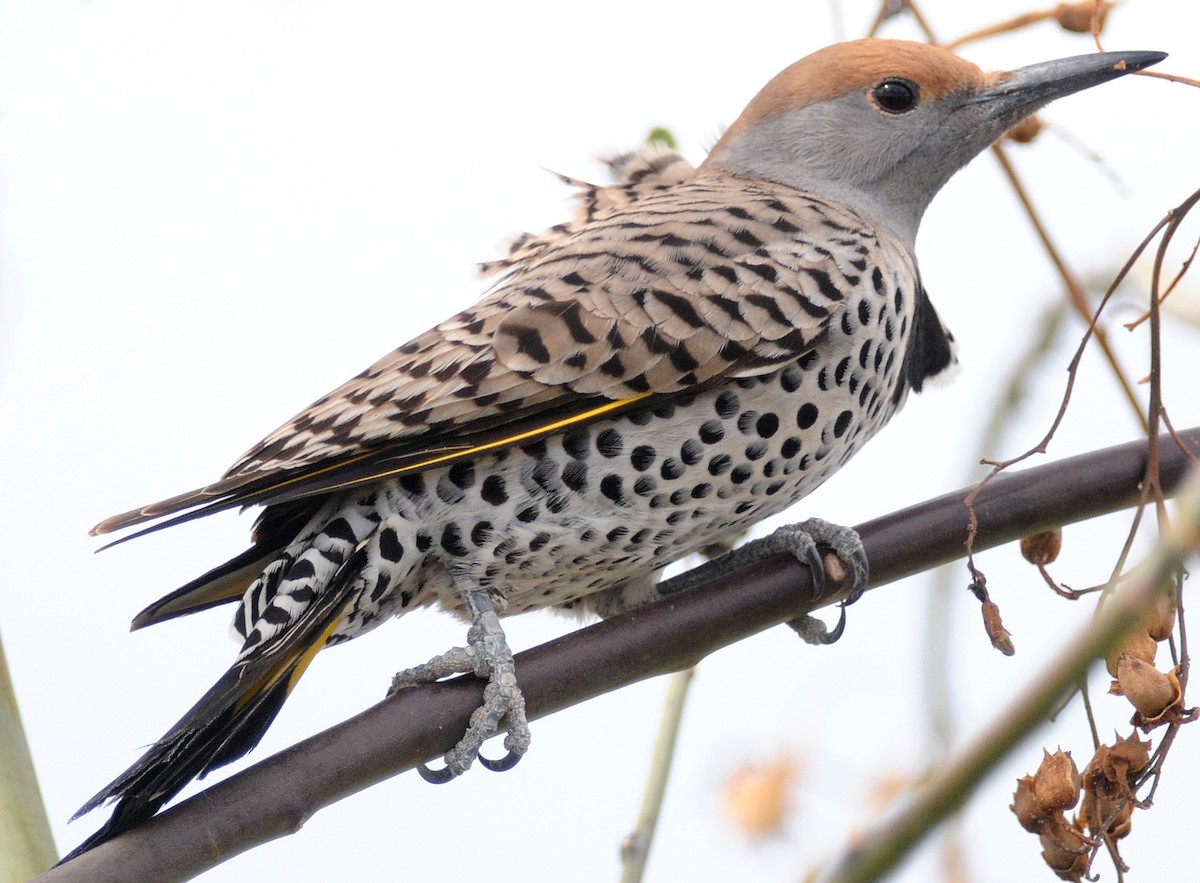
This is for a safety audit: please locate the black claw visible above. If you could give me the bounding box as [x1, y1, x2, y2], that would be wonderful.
[817, 604, 849, 645]
[417, 760, 458, 784]
[478, 749, 522, 773]
[803, 545, 827, 597]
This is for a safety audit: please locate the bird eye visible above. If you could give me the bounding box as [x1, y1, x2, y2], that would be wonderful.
[872, 79, 920, 114]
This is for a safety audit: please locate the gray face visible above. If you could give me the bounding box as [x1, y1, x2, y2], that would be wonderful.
[704, 48, 1166, 250]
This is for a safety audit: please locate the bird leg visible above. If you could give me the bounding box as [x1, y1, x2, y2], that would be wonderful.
[656, 518, 868, 645]
[389, 585, 531, 783]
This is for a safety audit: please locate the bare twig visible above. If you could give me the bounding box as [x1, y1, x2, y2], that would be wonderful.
[619, 668, 695, 883]
[817, 461, 1200, 883]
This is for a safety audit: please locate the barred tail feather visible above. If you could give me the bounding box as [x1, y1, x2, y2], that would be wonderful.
[64, 541, 368, 862]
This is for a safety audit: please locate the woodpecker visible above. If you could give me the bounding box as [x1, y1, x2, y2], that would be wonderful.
[69, 39, 1164, 858]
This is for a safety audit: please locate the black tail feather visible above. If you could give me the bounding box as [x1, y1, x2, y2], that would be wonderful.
[63, 542, 368, 864]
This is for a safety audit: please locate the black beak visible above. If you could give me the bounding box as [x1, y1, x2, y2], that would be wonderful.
[972, 49, 1166, 121]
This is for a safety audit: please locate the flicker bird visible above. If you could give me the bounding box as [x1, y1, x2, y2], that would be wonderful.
[69, 39, 1164, 858]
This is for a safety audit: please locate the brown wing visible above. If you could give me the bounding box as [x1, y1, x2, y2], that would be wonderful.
[94, 177, 878, 537]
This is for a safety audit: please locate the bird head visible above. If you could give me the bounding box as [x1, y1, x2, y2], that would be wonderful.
[701, 39, 1165, 248]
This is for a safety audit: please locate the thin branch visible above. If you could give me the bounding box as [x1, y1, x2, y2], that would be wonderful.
[818, 459, 1200, 883]
[618, 668, 695, 883]
[989, 142, 1148, 431]
[40, 428, 1200, 883]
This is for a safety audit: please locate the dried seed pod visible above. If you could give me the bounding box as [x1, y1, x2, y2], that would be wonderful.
[1012, 775, 1048, 833]
[1107, 732, 1152, 778]
[981, 598, 1015, 655]
[1114, 656, 1181, 720]
[1038, 816, 1092, 881]
[1020, 528, 1062, 565]
[1081, 786, 1134, 841]
[1104, 630, 1157, 678]
[1055, 1, 1110, 34]
[1146, 583, 1177, 642]
[1034, 749, 1081, 812]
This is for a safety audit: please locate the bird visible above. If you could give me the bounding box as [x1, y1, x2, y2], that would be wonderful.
[67, 38, 1165, 859]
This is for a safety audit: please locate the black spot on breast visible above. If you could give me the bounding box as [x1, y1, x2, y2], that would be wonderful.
[531, 458, 557, 491]
[756, 413, 779, 438]
[481, 475, 508, 506]
[562, 461, 588, 492]
[436, 476, 464, 504]
[660, 458, 684, 480]
[699, 420, 724, 444]
[415, 533, 432, 552]
[517, 505, 539, 523]
[563, 427, 590, 460]
[440, 524, 469, 556]
[708, 453, 732, 475]
[714, 391, 740, 419]
[796, 403, 819, 429]
[834, 410, 853, 438]
[447, 461, 475, 490]
[596, 428, 623, 457]
[781, 437, 801, 458]
[731, 466, 752, 484]
[633, 476, 657, 496]
[471, 521, 493, 546]
[398, 474, 425, 496]
[600, 474, 624, 503]
[680, 439, 703, 465]
[631, 445, 656, 471]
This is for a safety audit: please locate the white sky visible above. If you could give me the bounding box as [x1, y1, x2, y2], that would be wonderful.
[2, 2, 1199, 881]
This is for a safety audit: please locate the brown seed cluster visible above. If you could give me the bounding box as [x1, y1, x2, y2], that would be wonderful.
[1020, 528, 1062, 566]
[1106, 583, 1185, 726]
[1012, 737, 1150, 881]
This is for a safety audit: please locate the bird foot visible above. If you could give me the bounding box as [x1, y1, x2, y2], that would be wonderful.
[656, 517, 867, 645]
[749, 519, 868, 645]
[389, 588, 531, 783]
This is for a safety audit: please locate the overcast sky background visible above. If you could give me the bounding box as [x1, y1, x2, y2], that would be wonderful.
[2, 1, 1198, 881]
